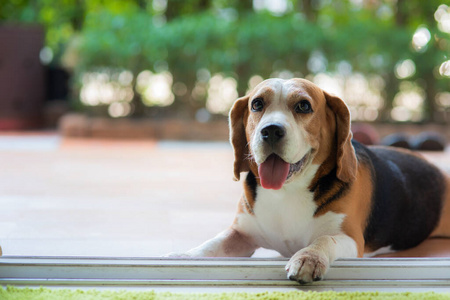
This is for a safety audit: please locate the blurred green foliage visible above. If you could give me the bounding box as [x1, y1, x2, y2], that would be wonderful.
[1, 0, 449, 122]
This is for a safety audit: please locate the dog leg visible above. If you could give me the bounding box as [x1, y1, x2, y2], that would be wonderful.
[168, 228, 258, 258]
[285, 234, 357, 284]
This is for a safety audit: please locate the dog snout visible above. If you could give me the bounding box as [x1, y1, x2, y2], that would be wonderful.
[261, 124, 286, 146]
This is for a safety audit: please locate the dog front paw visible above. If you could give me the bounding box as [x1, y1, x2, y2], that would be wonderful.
[285, 248, 329, 284]
[164, 251, 195, 258]
[164, 248, 209, 258]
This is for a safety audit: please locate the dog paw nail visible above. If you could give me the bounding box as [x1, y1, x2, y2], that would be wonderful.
[313, 276, 322, 281]
[298, 279, 309, 285]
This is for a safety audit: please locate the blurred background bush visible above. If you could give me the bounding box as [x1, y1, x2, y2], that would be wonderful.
[1, 0, 449, 124]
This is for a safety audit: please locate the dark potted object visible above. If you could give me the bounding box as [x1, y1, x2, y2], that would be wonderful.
[0, 25, 45, 130]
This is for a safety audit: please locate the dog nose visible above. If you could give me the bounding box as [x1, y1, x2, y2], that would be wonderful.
[261, 124, 286, 145]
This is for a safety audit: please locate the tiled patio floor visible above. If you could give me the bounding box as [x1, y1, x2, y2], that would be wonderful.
[0, 134, 245, 257]
[0, 133, 449, 258]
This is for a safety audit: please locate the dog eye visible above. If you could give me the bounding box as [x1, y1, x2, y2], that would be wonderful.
[251, 98, 264, 112]
[295, 100, 313, 113]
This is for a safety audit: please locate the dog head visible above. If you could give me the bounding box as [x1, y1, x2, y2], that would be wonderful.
[229, 78, 357, 190]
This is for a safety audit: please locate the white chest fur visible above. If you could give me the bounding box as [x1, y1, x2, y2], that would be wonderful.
[236, 166, 346, 257]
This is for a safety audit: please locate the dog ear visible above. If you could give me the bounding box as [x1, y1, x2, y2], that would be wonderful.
[324, 91, 357, 183]
[229, 95, 250, 181]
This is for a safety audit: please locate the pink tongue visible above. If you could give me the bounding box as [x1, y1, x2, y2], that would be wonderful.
[258, 154, 290, 190]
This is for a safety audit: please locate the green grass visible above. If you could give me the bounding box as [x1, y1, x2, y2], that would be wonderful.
[1, 287, 450, 300]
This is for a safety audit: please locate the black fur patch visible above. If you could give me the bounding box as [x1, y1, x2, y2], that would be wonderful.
[356, 141, 446, 251]
[311, 167, 350, 215]
[245, 171, 258, 201]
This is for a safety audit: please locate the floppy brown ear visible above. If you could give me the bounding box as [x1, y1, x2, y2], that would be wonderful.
[229, 95, 250, 181]
[324, 91, 357, 183]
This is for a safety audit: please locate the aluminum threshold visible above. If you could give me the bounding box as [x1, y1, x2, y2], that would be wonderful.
[1, 256, 450, 292]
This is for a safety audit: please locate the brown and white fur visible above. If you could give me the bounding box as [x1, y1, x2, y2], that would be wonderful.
[171, 78, 450, 284]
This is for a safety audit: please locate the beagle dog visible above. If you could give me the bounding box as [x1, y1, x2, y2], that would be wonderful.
[176, 78, 450, 284]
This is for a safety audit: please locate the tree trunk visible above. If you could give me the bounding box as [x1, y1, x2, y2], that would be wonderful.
[71, 0, 85, 31]
[395, 0, 406, 26]
[380, 72, 398, 122]
[301, 0, 316, 22]
[423, 74, 437, 122]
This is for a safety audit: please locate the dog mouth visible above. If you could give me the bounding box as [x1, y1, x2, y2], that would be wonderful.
[258, 152, 310, 190]
[286, 154, 309, 180]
